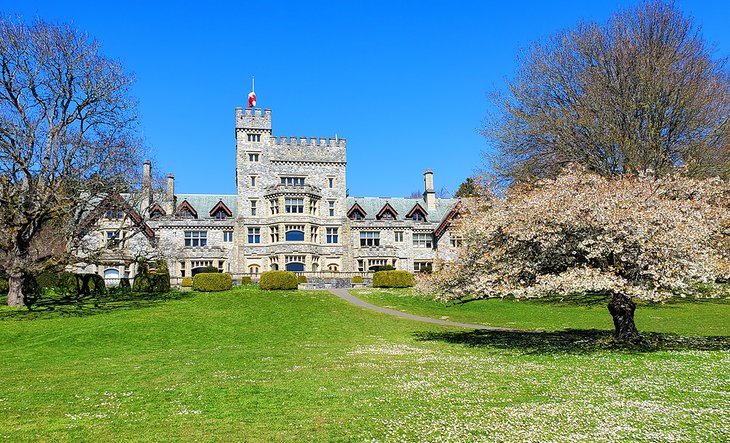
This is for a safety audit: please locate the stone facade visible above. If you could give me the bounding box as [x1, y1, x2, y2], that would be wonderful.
[82, 106, 462, 281]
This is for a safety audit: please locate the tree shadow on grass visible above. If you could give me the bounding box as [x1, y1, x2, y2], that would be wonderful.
[413, 328, 730, 354]
[0, 291, 196, 321]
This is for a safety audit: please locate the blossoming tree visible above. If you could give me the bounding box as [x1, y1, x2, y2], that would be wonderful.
[422, 168, 729, 340]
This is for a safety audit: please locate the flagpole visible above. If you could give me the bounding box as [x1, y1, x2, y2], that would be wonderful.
[252, 76, 255, 93]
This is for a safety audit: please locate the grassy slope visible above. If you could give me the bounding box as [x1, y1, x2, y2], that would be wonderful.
[0, 288, 727, 442]
[353, 288, 730, 336]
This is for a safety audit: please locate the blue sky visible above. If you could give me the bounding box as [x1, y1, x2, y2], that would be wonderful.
[2, 1, 729, 196]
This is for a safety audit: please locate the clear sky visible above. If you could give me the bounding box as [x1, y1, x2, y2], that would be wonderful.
[2, 1, 728, 197]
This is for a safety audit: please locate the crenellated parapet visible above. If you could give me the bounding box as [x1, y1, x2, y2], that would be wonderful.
[272, 136, 346, 148]
[268, 135, 346, 163]
[236, 107, 272, 130]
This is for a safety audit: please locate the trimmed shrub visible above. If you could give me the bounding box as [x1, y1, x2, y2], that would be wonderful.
[241, 276, 252, 285]
[297, 275, 308, 284]
[181, 277, 193, 287]
[133, 268, 171, 294]
[55, 273, 106, 297]
[352, 275, 364, 284]
[199, 266, 219, 273]
[119, 277, 132, 292]
[372, 270, 415, 288]
[193, 273, 232, 292]
[259, 271, 298, 290]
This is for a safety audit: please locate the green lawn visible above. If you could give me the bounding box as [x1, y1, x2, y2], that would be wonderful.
[0, 287, 728, 442]
[354, 288, 730, 336]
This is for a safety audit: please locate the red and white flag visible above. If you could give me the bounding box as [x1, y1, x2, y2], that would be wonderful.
[247, 91, 256, 108]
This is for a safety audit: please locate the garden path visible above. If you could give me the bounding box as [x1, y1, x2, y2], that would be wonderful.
[327, 288, 521, 331]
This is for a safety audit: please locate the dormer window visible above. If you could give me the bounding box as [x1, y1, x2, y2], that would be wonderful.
[148, 203, 166, 219]
[347, 203, 367, 221]
[177, 200, 198, 219]
[376, 203, 398, 221]
[406, 203, 428, 222]
[209, 200, 233, 220]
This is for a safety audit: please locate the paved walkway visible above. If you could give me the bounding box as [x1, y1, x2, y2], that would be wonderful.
[327, 288, 517, 331]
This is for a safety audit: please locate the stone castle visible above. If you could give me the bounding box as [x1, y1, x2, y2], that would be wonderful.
[83, 105, 462, 281]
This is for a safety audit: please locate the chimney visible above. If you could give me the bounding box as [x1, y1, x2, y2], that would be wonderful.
[166, 173, 175, 215]
[423, 169, 436, 210]
[142, 160, 152, 209]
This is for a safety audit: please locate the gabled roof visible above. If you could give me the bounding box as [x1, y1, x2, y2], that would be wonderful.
[77, 192, 155, 239]
[345, 197, 459, 224]
[172, 194, 238, 220]
[376, 202, 399, 220]
[148, 202, 166, 217]
[434, 201, 464, 239]
[406, 202, 428, 220]
[177, 200, 198, 218]
[347, 202, 367, 219]
[209, 200, 233, 217]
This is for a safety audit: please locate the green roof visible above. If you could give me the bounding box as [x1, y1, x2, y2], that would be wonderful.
[176, 194, 237, 218]
[345, 197, 458, 223]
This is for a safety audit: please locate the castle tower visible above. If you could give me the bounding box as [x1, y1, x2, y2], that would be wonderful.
[234, 106, 348, 274]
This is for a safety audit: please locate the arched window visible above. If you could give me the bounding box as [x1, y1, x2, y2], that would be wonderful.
[285, 262, 304, 272]
[103, 268, 120, 279]
[327, 264, 339, 271]
[248, 264, 260, 274]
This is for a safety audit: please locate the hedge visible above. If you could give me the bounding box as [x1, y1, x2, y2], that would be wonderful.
[192, 273, 232, 292]
[352, 275, 364, 284]
[60, 273, 106, 297]
[297, 275, 308, 284]
[259, 271, 298, 290]
[372, 270, 415, 288]
[133, 270, 170, 293]
[181, 277, 193, 287]
[241, 276, 252, 285]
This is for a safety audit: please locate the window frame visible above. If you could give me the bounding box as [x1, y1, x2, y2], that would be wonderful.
[184, 231, 208, 247]
[359, 231, 381, 247]
[326, 227, 339, 244]
[247, 227, 261, 244]
[413, 233, 433, 248]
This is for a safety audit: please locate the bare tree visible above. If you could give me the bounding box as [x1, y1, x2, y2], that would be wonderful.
[486, 1, 730, 183]
[0, 17, 142, 306]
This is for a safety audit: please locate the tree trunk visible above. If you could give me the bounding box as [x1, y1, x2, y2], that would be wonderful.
[607, 292, 640, 341]
[7, 274, 24, 307]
